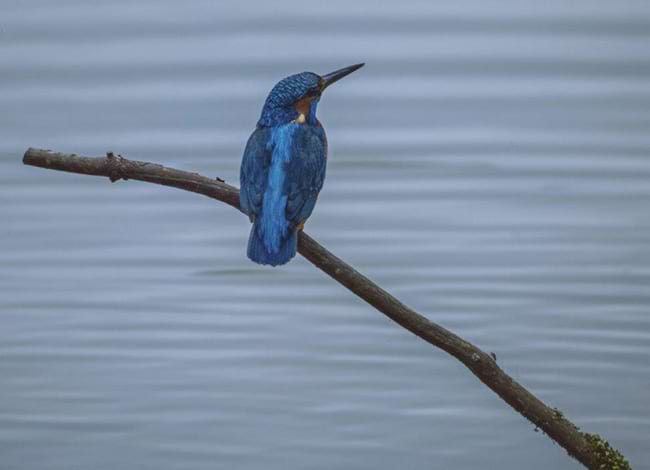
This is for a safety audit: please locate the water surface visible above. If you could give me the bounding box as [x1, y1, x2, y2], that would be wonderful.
[2, 1, 650, 469]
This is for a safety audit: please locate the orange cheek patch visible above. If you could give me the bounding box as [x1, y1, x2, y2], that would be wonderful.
[294, 96, 312, 117]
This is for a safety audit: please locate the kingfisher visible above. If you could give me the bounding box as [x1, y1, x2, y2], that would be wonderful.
[239, 63, 364, 266]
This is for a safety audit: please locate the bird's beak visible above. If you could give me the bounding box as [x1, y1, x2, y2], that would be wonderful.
[320, 63, 365, 91]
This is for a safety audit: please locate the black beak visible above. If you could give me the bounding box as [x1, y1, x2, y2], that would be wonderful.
[320, 63, 364, 91]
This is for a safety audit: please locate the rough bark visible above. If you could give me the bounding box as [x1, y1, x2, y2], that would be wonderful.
[22, 147, 631, 470]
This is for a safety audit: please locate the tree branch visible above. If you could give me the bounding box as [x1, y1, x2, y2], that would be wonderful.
[22, 147, 630, 470]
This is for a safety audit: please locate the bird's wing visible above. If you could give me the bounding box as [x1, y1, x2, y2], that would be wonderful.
[239, 127, 271, 220]
[284, 126, 328, 226]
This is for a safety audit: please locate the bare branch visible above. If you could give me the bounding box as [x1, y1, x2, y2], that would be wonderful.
[22, 147, 630, 470]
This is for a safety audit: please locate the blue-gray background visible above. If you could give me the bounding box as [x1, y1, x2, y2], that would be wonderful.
[1, 1, 649, 469]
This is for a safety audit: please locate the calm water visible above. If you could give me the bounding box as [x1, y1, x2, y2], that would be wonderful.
[2, 1, 650, 469]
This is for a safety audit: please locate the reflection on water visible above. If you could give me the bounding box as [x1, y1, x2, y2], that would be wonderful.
[1, 1, 650, 469]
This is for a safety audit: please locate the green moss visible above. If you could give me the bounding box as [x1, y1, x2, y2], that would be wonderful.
[584, 433, 631, 470]
[544, 407, 630, 468]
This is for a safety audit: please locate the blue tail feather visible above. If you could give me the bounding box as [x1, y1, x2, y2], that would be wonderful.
[247, 222, 297, 266]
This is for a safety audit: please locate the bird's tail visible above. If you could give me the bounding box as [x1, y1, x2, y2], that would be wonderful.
[247, 222, 297, 266]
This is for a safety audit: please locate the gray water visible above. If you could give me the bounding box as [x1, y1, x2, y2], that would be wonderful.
[2, 1, 650, 469]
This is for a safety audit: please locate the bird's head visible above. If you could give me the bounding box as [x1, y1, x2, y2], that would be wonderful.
[258, 63, 364, 128]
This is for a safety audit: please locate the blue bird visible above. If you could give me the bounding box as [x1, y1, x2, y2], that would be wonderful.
[240, 63, 364, 266]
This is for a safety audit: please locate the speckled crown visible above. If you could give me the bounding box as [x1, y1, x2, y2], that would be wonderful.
[258, 72, 320, 127]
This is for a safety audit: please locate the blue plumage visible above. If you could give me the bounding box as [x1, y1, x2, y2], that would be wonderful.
[258, 72, 321, 127]
[240, 64, 364, 266]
